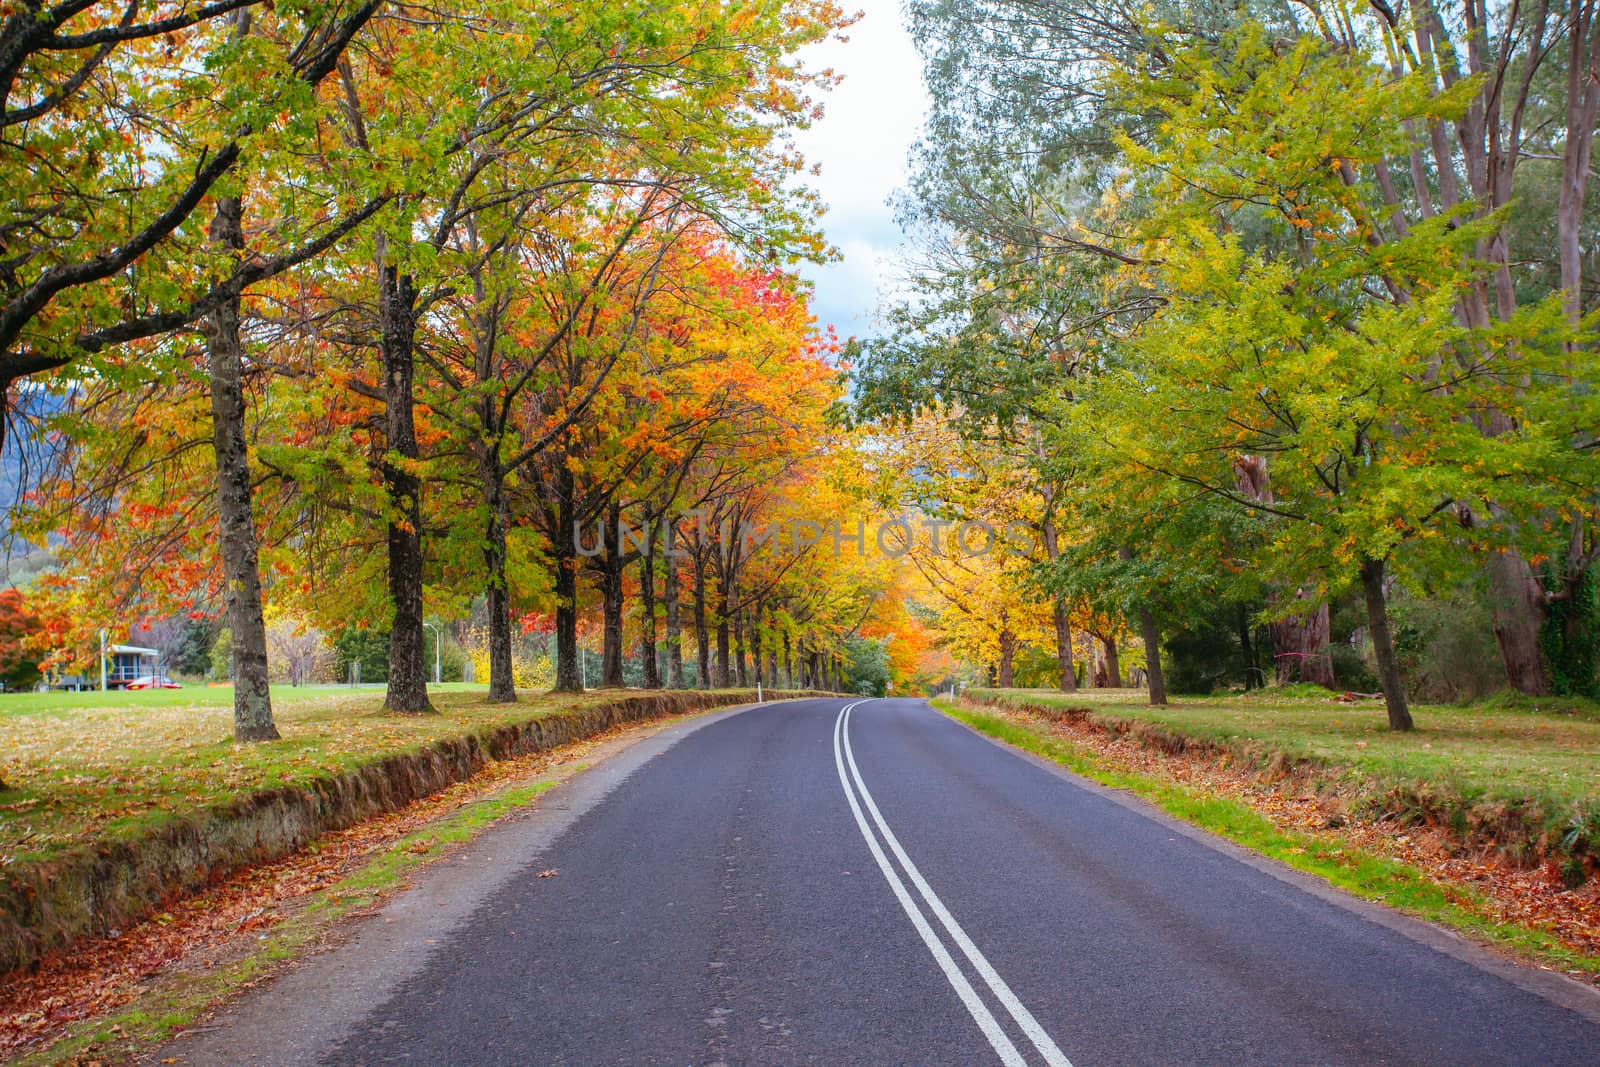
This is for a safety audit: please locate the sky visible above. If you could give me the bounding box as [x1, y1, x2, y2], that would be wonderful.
[790, 0, 930, 344]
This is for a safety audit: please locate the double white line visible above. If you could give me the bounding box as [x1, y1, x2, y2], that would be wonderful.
[832, 700, 1074, 1067]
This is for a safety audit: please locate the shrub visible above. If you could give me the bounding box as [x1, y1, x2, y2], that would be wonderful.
[1390, 584, 1503, 703]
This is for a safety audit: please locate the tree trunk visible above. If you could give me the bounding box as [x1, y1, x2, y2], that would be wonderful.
[599, 518, 625, 687]
[639, 520, 660, 690]
[783, 631, 793, 688]
[714, 574, 731, 688]
[1102, 634, 1122, 688]
[1360, 557, 1414, 730]
[1137, 604, 1167, 706]
[997, 629, 1016, 687]
[1232, 455, 1335, 689]
[1488, 550, 1549, 695]
[480, 453, 516, 703]
[751, 609, 765, 688]
[378, 260, 433, 714]
[552, 467, 581, 692]
[1237, 603, 1261, 691]
[693, 549, 711, 688]
[734, 607, 749, 687]
[1270, 596, 1336, 688]
[1558, 3, 1599, 333]
[205, 195, 277, 742]
[1052, 596, 1077, 693]
[663, 524, 685, 688]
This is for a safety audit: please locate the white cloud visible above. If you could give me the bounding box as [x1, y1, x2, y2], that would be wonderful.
[790, 0, 929, 342]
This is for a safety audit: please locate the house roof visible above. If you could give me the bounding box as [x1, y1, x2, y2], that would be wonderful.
[108, 644, 160, 656]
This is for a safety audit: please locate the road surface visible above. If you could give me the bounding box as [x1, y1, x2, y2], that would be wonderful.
[169, 697, 1600, 1066]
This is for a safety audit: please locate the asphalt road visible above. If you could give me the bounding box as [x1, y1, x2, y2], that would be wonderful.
[171, 697, 1600, 1066]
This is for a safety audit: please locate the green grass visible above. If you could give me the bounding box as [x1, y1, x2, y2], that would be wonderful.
[0, 682, 485, 718]
[937, 699, 1600, 977]
[0, 684, 764, 866]
[969, 686, 1600, 842]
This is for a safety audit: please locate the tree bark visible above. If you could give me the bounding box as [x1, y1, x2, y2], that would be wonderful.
[1136, 604, 1167, 706]
[1558, 1, 1600, 333]
[205, 195, 277, 742]
[1237, 603, 1261, 691]
[1360, 556, 1414, 730]
[692, 546, 711, 687]
[734, 607, 749, 687]
[1232, 456, 1335, 688]
[714, 572, 731, 688]
[1270, 596, 1336, 688]
[1101, 634, 1122, 688]
[1051, 596, 1077, 693]
[377, 259, 433, 714]
[552, 466, 581, 692]
[480, 451, 516, 703]
[1488, 550, 1550, 695]
[599, 508, 625, 688]
[751, 608, 765, 688]
[639, 519, 660, 689]
[664, 523, 686, 688]
[783, 631, 793, 688]
[997, 629, 1016, 687]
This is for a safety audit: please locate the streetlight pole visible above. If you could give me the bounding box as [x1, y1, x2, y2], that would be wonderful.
[423, 623, 441, 686]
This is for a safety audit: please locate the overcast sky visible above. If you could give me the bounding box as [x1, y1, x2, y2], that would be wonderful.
[790, 0, 929, 344]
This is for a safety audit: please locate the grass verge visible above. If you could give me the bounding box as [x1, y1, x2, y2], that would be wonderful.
[0, 686, 818, 978]
[10, 772, 562, 1067]
[0, 684, 768, 866]
[968, 686, 1600, 874]
[936, 697, 1600, 980]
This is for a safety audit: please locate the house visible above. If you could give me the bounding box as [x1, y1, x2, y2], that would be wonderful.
[106, 644, 159, 688]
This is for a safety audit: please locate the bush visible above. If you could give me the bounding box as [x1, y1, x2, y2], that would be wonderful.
[459, 626, 551, 689]
[1390, 584, 1503, 703]
[209, 628, 232, 680]
[333, 626, 390, 684]
[1541, 562, 1599, 698]
[1162, 600, 1254, 694]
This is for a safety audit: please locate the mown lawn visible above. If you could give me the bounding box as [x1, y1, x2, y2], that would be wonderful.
[969, 687, 1600, 827]
[0, 684, 758, 867]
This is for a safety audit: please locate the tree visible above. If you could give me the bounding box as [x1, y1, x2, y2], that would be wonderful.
[0, 588, 42, 689]
[1088, 25, 1593, 728]
[1, 0, 383, 420]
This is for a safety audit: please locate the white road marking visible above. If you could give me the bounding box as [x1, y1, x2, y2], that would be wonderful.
[837, 700, 1076, 1067]
[832, 702, 1029, 1067]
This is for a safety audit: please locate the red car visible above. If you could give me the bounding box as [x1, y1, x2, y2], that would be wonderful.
[125, 675, 181, 690]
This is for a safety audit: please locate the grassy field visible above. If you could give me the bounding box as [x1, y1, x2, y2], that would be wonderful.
[0, 684, 757, 867]
[969, 687, 1600, 853]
